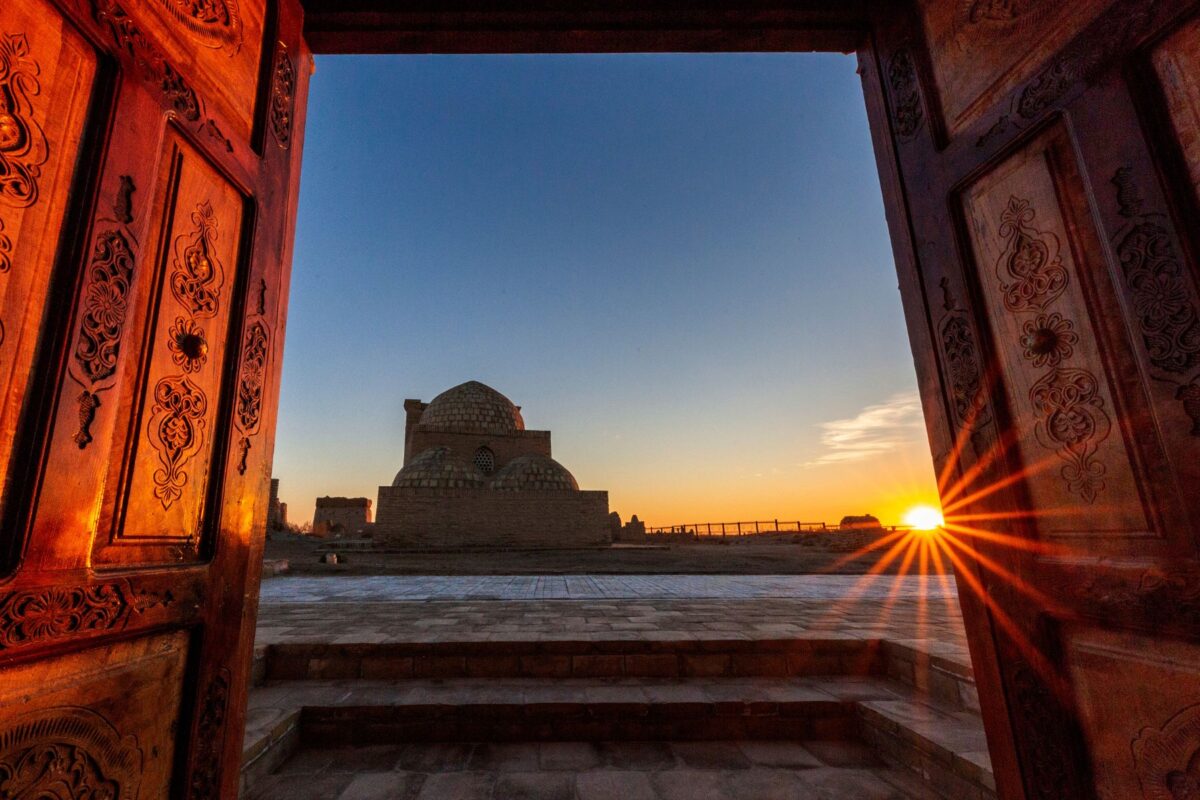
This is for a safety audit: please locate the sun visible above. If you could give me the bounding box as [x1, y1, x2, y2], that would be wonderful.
[903, 504, 945, 531]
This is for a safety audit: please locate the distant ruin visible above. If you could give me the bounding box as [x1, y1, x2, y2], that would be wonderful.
[374, 381, 611, 548]
[313, 496, 372, 536]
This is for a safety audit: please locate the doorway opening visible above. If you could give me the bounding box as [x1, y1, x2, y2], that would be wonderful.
[247, 52, 986, 800]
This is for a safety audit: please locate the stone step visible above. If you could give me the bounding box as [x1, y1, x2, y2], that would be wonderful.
[248, 739, 930, 800]
[859, 698, 995, 800]
[264, 638, 884, 682]
[251, 676, 881, 745]
[243, 675, 994, 800]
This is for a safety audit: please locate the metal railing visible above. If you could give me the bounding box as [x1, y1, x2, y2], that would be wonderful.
[643, 520, 904, 536]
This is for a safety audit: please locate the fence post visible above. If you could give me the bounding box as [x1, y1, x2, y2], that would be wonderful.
[754, 521, 760, 534]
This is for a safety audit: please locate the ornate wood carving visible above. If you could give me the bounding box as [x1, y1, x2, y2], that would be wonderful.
[1110, 168, 1200, 435]
[269, 42, 295, 149]
[1008, 663, 1076, 800]
[885, 48, 924, 141]
[148, 375, 207, 509]
[965, 136, 1151, 535]
[171, 201, 223, 318]
[70, 225, 135, 449]
[188, 670, 230, 800]
[157, 0, 242, 53]
[0, 581, 171, 650]
[92, 1, 234, 153]
[168, 316, 208, 374]
[0, 217, 11, 275]
[975, 0, 1162, 147]
[995, 197, 1067, 311]
[0, 32, 49, 209]
[938, 277, 992, 432]
[1133, 703, 1200, 799]
[1016, 1, 1153, 120]
[1030, 367, 1110, 503]
[0, 707, 142, 799]
[989, 194, 1110, 503]
[94, 1, 198, 118]
[1075, 566, 1200, 628]
[1019, 312, 1077, 368]
[963, 0, 1031, 24]
[233, 319, 268, 475]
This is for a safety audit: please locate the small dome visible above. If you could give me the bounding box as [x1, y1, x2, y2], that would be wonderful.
[393, 447, 485, 488]
[490, 455, 579, 491]
[418, 381, 525, 435]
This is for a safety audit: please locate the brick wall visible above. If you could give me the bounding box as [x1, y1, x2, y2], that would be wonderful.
[374, 487, 610, 549]
[405, 429, 552, 470]
[314, 497, 373, 534]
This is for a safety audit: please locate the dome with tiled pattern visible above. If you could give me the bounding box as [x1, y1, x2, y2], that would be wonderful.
[417, 381, 525, 435]
[489, 455, 579, 491]
[392, 446, 486, 488]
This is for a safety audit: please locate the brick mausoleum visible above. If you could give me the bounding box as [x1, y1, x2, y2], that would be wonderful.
[374, 381, 610, 548]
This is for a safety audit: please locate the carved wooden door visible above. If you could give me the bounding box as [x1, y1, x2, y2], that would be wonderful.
[862, 1, 1200, 797]
[0, 0, 308, 796]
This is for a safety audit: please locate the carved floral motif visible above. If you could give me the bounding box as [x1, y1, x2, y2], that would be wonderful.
[148, 376, 207, 510]
[1020, 312, 1077, 368]
[1030, 367, 1110, 503]
[996, 196, 1067, 312]
[233, 320, 269, 474]
[188, 671, 230, 800]
[0, 708, 142, 799]
[0, 585, 125, 649]
[157, 0, 242, 53]
[886, 49, 924, 141]
[171, 202, 223, 319]
[963, 0, 1030, 23]
[1110, 168, 1200, 436]
[941, 318, 989, 429]
[94, 1, 200, 121]
[269, 43, 295, 149]
[1134, 704, 1200, 800]
[0, 216, 11, 274]
[168, 317, 208, 374]
[0, 32, 48, 209]
[71, 228, 136, 448]
[1076, 566, 1200, 629]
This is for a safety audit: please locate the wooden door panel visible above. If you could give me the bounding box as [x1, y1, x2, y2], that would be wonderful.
[1154, 18, 1200, 201]
[0, 0, 97, 540]
[94, 130, 247, 566]
[0, 629, 190, 798]
[866, 1, 1200, 797]
[960, 127, 1158, 541]
[0, 0, 309, 794]
[96, 0, 264, 143]
[1066, 627, 1200, 800]
[917, 0, 1116, 136]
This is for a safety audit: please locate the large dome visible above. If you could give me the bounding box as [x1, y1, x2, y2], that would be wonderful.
[490, 455, 579, 491]
[392, 447, 486, 488]
[418, 381, 525, 435]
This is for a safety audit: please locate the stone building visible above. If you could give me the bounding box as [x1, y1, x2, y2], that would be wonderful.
[313, 496, 372, 536]
[375, 381, 610, 548]
[267, 478, 288, 531]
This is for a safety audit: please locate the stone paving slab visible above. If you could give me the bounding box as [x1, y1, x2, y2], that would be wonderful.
[249, 740, 922, 799]
[259, 574, 958, 603]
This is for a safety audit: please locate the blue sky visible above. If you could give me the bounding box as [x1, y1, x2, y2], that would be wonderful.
[272, 53, 938, 526]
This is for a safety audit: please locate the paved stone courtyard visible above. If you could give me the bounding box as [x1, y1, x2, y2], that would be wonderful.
[252, 739, 921, 799]
[247, 575, 985, 799]
[255, 575, 968, 666]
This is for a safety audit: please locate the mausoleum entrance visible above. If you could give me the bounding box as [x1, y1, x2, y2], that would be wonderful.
[0, 3, 1197, 800]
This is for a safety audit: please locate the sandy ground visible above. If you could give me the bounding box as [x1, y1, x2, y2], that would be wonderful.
[263, 536, 948, 576]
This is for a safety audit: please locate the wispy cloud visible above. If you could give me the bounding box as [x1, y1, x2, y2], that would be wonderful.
[805, 391, 926, 466]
